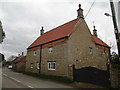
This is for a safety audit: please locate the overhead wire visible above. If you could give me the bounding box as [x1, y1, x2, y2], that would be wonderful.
[85, 0, 96, 18]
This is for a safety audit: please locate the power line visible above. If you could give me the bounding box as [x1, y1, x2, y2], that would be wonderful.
[85, 0, 96, 18]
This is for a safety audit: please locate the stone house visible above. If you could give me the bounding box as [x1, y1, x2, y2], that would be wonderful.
[26, 4, 110, 80]
[12, 53, 26, 72]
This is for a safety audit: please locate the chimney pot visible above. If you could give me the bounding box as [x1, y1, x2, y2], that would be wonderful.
[77, 4, 84, 19]
[22, 52, 24, 56]
[40, 26, 44, 35]
[18, 54, 20, 57]
[93, 26, 97, 37]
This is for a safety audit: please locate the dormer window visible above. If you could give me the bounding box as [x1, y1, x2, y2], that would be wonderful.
[48, 47, 53, 53]
[33, 50, 37, 56]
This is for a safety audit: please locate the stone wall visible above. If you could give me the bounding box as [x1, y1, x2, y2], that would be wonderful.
[25, 49, 40, 73]
[110, 64, 120, 88]
[41, 42, 68, 76]
[16, 62, 26, 72]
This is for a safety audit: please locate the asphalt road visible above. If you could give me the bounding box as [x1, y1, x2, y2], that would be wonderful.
[2, 67, 73, 89]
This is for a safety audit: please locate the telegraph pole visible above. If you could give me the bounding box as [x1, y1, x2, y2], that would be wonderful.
[109, 0, 120, 58]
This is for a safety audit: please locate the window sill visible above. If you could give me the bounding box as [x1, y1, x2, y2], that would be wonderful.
[48, 69, 55, 71]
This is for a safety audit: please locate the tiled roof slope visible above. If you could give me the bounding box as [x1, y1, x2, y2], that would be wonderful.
[28, 19, 110, 49]
[14, 56, 26, 63]
[28, 19, 78, 49]
[92, 35, 110, 48]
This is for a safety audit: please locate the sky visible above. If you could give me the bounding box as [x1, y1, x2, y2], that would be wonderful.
[0, 0, 119, 60]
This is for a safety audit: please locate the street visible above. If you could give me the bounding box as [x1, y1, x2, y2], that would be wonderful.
[2, 67, 73, 88]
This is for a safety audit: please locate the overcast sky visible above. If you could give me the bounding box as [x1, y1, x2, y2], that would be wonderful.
[0, 0, 119, 60]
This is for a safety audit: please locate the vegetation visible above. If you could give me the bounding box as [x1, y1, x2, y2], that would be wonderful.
[110, 52, 119, 64]
[17, 71, 73, 83]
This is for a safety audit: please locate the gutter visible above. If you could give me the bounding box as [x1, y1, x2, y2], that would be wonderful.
[95, 43, 111, 48]
[27, 36, 68, 50]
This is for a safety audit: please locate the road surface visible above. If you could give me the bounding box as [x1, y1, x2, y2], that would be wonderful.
[2, 67, 73, 88]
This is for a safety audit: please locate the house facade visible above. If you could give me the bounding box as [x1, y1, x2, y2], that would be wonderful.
[26, 4, 110, 79]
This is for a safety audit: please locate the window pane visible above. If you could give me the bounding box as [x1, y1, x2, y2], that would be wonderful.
[48, 62, 56, 70]
[53, 63, 55, 69]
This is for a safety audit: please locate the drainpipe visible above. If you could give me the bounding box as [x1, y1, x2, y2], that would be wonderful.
[39, 45, 42, 73]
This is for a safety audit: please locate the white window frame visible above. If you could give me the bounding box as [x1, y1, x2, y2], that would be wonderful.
[37, 63, 40, 69]
[30, 63, 33, 68]
[33, 50, 37, 56]
[48, 47, 53, 53]
[48, 62, 56, 70]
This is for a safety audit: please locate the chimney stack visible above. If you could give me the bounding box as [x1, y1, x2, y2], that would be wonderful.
[21, 52, 24, 56]
[93, 26, 97, 37]
[77, 4, 84, 19]
[40, 27, 44, 35]
[18, 54, 20, 57]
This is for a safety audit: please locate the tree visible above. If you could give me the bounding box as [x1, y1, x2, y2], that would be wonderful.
[0, 20, 5, 43]
[111, 51, 119, 63]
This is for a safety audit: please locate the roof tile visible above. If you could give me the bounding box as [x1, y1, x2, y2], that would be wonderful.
[92, 35, 110, 48]
[28, 19, 78, 49]
[28, 18, 110, 49]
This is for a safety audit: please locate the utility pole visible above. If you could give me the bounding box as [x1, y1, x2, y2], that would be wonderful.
[109, 0, 120, 58]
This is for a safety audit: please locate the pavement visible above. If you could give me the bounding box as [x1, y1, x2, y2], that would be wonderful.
[2, 67, 74, 89]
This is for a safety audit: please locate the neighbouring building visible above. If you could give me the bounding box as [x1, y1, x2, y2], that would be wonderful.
[26, 4, 110, 86]
[12, 52, 26, 72]
[5, 55, 17, 67]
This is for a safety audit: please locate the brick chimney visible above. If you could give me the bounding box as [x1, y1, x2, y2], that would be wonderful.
[40, 27, 44, 35]
[93, 26, 97, 37]
[77, 4, 84, 19]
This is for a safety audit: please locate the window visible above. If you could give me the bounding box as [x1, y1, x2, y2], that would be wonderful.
[48, 62, 56, 70]
[33, 51, 37, 56]
[30, 63, 33, 68]
[48, 47, 53, 53]
[89, 47, 92, 55]
[37, 63, 40, 69]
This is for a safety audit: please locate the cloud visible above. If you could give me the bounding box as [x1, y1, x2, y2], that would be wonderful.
[0, 0, 118, 59]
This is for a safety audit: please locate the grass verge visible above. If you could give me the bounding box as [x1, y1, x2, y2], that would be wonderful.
[17, 71, 73, 83]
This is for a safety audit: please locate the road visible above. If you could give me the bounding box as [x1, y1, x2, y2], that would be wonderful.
[2, 67, 74, 88]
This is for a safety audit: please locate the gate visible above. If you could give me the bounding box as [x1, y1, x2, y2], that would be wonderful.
[73, 65, 110, 87]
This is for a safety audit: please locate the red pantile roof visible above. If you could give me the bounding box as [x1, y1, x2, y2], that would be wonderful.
[28, 19, 79, 49]
[92, 35, 110, 48]
[28, 18, 110, 49]
[14, 56, 26, 63]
